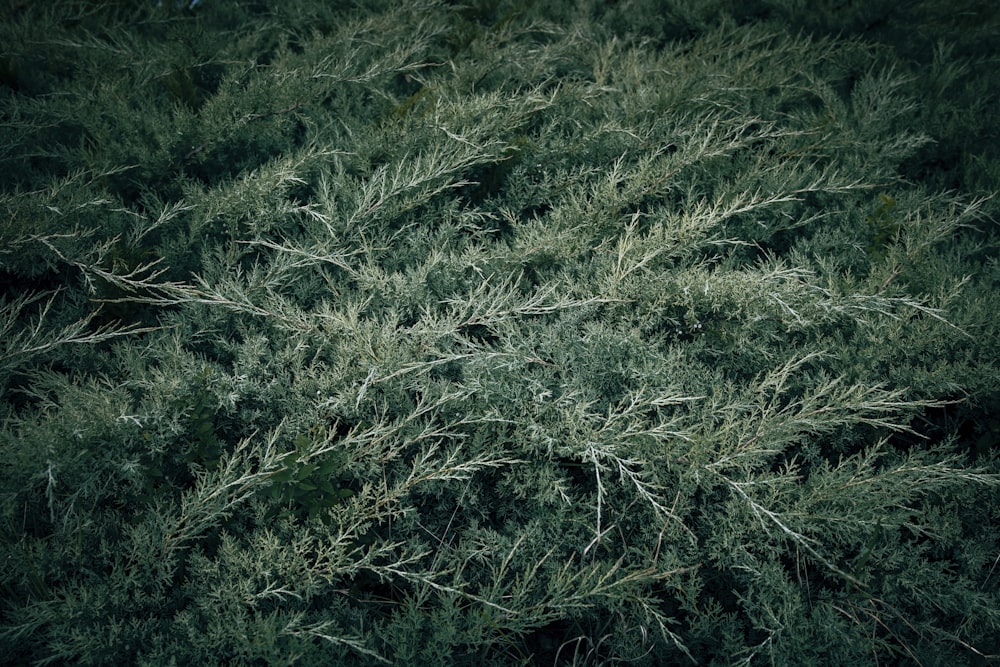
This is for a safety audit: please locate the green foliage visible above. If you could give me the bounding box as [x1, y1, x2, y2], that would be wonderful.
[265, 431, 356, 525]
[865, 193, 900, 261]
[2, 1, 999, 665]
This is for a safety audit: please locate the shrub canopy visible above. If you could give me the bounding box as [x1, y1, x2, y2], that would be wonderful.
[2, 1, 998, 664]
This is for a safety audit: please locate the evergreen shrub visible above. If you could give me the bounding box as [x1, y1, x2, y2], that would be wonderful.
[2, 1, 998, 664]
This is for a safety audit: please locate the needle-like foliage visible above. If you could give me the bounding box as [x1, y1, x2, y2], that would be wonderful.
[2, 1, 998, 664]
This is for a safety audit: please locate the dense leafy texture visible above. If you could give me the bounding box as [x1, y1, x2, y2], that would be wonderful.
[2, 1, 998, 664]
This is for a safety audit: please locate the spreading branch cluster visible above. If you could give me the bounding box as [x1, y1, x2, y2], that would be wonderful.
[2, 0, 998, 664]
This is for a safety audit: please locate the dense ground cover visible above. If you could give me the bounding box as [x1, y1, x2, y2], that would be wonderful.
[2, 1, 999, 664]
